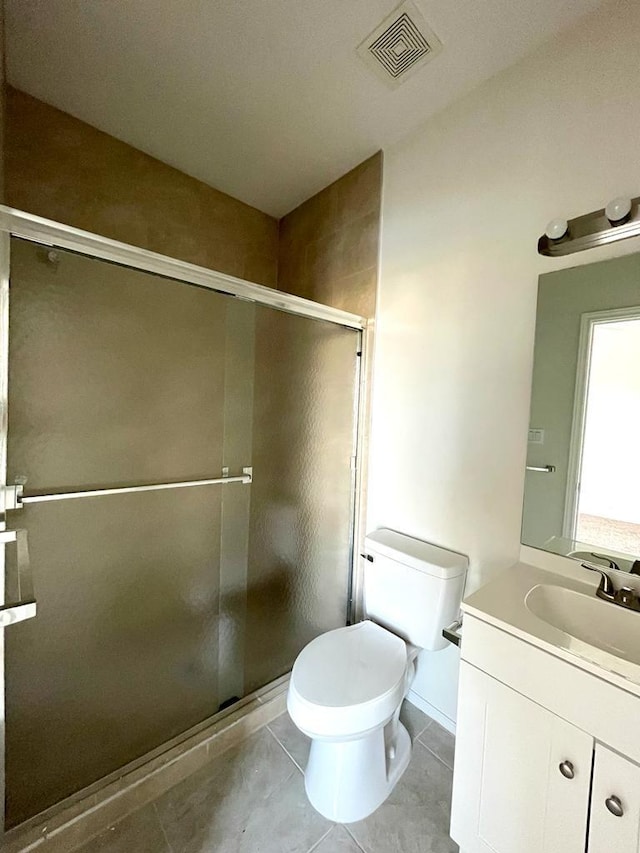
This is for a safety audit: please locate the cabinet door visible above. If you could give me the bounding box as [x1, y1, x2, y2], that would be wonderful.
[589, 745, 640, 852]
[451, 661, 593, 853]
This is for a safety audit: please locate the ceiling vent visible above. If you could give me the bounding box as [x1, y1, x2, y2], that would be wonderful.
[357, 1, 443, 88]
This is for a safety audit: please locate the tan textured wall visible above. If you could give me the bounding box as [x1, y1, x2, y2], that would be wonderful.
[278, 153, 382, 317]
[5, 87, 381, 307]
[277, 153, 381, 597]
[5, 88, 278, 287]
[0, 7, 5, 202]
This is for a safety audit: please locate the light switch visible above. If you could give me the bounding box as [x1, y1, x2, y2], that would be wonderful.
[528, 428, 545, 444]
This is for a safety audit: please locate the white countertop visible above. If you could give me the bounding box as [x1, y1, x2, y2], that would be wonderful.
[462, 560, 640, 699]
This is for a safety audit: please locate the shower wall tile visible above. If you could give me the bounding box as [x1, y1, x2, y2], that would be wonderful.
[243, 246, 279, 290]
[334, 153, 383, 227]
[277, 154, 381, 599]
[0, 4, 5, 202]
[327, 267, 378, 318]
[5, 85, 379, 303]
[278, 152, 382, 318]
[4, 87, 279, 287]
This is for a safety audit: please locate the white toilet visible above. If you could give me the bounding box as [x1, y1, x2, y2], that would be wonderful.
[287, 528, 468, 823]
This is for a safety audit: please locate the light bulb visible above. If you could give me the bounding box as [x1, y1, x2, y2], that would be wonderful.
[605, 196, 632, 224]
[545, 218, 569, 240]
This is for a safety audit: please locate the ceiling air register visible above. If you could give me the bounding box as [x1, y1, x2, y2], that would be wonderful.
[357, 1, 443, 87]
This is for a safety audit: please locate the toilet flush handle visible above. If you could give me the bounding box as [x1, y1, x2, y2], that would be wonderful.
[442, 619, 463, 648]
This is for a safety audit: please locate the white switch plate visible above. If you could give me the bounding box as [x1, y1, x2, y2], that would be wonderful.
[528, 428, 545, 444]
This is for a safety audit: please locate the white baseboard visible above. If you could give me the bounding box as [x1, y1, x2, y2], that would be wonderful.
[407, 689, 456, 735]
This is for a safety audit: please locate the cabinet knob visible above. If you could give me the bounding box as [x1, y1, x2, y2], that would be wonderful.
[605, 796, 624, 817]
[558, 760, 575, 779]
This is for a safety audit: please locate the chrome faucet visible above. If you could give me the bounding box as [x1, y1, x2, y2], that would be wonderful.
[581, 561, 616, 601]
[590, 552, 621, 572]
[582, 561, 640, 612]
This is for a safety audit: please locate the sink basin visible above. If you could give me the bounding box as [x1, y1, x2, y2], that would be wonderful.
[525, 583, 640, 667]
[462, 560, 640, 695]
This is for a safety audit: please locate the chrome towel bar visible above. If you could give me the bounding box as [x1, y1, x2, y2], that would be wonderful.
[5, 467, 252, 510]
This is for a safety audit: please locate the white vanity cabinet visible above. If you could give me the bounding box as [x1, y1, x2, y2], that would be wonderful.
[451, 613, 640, 853]
[451, 662, 593, 853]
[589, 745, 640, 853]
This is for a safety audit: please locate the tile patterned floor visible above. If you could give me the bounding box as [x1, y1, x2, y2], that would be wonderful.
[76, 702, 459, 853]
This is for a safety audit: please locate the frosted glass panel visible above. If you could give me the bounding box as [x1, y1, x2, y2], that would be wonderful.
[4, 239, 236, 827]
[245, 307, 359, 692]
[7, 239, 228, 493]
[3, 238, 359, 827]
[5, 489, 223, 827]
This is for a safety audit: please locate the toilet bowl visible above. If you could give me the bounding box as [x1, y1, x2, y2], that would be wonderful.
[287, 529, 468, 823]
[288, 620, 419, 822]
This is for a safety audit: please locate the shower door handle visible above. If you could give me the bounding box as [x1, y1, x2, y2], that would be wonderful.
[0, 529, 36, 627]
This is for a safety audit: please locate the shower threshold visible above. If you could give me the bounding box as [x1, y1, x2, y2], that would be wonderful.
[3, 673, 290, 853]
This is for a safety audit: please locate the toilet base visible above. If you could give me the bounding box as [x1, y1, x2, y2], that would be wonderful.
[304, 721, 412, 823]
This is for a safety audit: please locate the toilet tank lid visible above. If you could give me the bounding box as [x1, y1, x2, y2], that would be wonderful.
[364, 529, 468, 579]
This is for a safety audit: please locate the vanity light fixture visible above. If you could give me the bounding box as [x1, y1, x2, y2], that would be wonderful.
[544, 218, 569, 241]
[538, 193, 640, 256]
[605, 196, 632, 224]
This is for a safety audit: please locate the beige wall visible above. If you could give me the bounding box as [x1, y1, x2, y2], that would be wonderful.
[5, 87, 278, 287]
[278, 152, 381, 318]
[369, 0, 640, 728]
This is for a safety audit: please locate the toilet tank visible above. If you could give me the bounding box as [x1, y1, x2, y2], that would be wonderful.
[363, 529, 468, 651]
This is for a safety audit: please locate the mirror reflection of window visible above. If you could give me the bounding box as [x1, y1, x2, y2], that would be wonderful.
[521, 250, 640, 572]
[574, 316, 640, 554]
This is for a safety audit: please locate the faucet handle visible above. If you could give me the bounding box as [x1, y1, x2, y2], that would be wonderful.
[616, 587, 640, 609]
[581, 562, 616, 599]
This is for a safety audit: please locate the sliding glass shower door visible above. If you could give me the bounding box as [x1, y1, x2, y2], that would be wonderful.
[3, 236, 360, 828]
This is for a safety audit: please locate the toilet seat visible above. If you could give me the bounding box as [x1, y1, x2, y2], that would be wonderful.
[288, 620, 408, 739]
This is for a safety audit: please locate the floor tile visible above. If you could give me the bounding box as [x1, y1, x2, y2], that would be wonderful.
[399, 700, 431, 741]
[268, 711, 311, 771]
[418, 721, 456, 770]
[346, 741, 458, 853]
[231, 772, 332, 853]
[313, 825, 363, 852]
[154, 728, 331, 852]
[73, 804, 170, 853]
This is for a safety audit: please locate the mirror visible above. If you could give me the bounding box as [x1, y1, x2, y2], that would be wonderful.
[522, 251, 640, 573]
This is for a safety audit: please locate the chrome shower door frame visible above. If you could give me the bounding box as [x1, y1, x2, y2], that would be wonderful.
[0, 205, 368, 836]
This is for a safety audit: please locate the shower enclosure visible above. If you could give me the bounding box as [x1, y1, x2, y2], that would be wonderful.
[0, 208, 365, 832]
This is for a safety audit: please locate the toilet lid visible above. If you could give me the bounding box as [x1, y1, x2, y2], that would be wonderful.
[291, 620, 407, 708]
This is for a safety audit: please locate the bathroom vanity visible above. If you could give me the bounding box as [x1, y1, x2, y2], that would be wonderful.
[450, 558, 640, 853]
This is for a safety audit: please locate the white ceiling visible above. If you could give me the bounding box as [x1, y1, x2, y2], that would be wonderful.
[6, 0, 603, 218]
